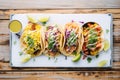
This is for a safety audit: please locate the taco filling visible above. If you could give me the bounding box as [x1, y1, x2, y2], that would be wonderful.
[45, 25, 61, 56]
[82, 22, 103, 56]
[20, 23, 43, 56]
[64, 22, 80, 55]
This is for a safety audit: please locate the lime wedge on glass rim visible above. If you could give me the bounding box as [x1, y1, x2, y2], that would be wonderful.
[72, 53, 81, 62]
[27, 15, 37, 23]
[98, 60, 108, 67]
[21, 54, 32, 63]
[39, 16, 49, 23]
[104, 39, 110, 51]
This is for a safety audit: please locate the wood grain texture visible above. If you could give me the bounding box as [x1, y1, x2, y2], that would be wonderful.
[0, 0, 120, 9]
[0, 71, 120, 80]
[0, 9, 120, 19]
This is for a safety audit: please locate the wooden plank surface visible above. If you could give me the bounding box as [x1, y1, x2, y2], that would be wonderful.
[0, 9, 120, 80]
[0, 0, 120, 9]
[0, 9, 120, 71]
[0, 71, 120, 80]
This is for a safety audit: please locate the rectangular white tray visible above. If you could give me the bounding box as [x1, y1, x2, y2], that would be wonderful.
[10, 14, 113, 67]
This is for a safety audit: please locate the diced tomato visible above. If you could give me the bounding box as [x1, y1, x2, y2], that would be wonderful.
[31, 24, 36, 30]
[96, 26, 101, 31]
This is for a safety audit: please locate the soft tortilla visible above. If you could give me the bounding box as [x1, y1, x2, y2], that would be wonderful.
[20, 23, 44, 57]
[61, 22, 84, 56]
[43, 24, 64, 57]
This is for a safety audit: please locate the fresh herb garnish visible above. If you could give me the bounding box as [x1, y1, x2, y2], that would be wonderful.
[14, 41, 17, 45]
[48, 56, 51, 60]
[72, 51, 77, 56]
[67, 31, 77, 46]
[87, 45, 95, 49]
[48, 36, 55, 50]
[87, 57, 92, 63]
[42, 22, 46, 26]
[106, 29, 109, 34]
[88, 34, 97, 44]
[19, 52, 23, 56]
[96, 54, 99, 58]
[27, 35, 34, 48]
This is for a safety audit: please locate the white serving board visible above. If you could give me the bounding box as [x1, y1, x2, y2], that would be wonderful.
[10, 14, 113, 67]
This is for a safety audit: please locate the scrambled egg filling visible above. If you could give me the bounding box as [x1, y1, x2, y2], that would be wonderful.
[22, 24, 41, 55]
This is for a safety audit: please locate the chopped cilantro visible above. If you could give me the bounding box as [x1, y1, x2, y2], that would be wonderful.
[42, 22, 46, 26]
[106, 29, 109, 34]
[48, 56, 51, 60]
[96, 54, 99, 58]
[27, 36, 34, 48]
[88, 34, 97, 44]
[72, 51, 77, 56]
[48, 36, 55, 49]
[19, 52, 23, 56]
[87, 57, 92, 63]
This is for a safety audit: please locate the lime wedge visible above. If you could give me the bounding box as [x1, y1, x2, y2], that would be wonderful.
[104, 39, 110, 51]
[21, 54, 32, 63]
[27, 16, 37, 23]
[98, 60, 108, 67]
[39, 16, 49, 23]
[72, 53, 81, 62]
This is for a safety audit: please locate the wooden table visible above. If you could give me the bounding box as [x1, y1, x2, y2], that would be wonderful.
[0, 0, 120, 80]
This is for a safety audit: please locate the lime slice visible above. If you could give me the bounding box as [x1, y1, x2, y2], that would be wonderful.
[72, 53, 81, 62]
[21, 54, 32, 63]
[104, 39, 110, 51]
[9, 20, 22, 33]
[27, 16, 37, 23]
[39, 16, 49, 23]
[98, 60, 108, 67]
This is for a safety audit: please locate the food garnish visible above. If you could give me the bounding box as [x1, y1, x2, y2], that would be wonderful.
[21, 54, 32, 63]
[98, 60, 108, 67]
[39, 16, 49, 25]
[72, 53, 81, 62]
[104, 39, 110, 51]
[87, 57, 92, 63]
[27, 15, 37, 23]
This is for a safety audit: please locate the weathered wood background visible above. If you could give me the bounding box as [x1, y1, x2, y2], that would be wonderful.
[0, 0, 120, 80]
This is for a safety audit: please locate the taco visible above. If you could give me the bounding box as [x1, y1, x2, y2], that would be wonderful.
[61, 22, 84, 56]
[82, 22, 104, 56]
[20, 23, 44, 57]
[44, 24, 63, 57]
